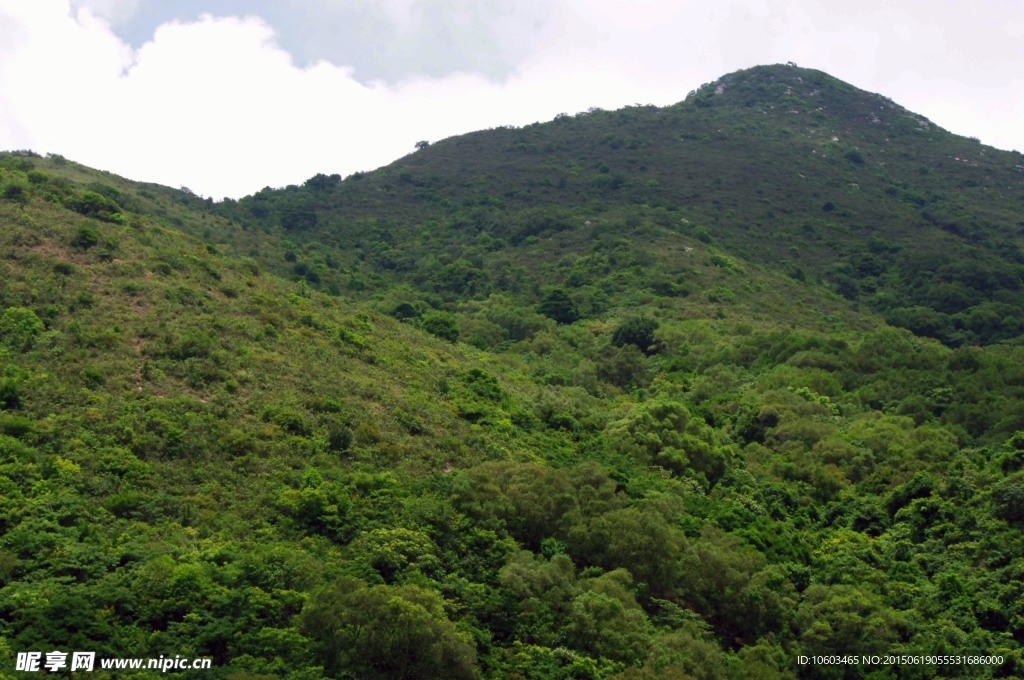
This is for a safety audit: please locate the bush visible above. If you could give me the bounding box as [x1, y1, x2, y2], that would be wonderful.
[0, 307, 44, 351]
[538, 288, 580, 324]
[302, 578, 477, 679]
[0, 414, 33, 437]
[0, 379, 21, 410]
[67, 191, 122, 222]
[389, 301, 423, 320]
[327, 425, 353, 452]
[611, 316, 660, 355]
[262, 405, 310, 435]
[992, 475, 1024, 524]
[279, 205, 318, 231]
[595, 345, 652, 389]
[422, 313, 459, 342]
[2, 182, 29, 205]
[81, 367, 105, 389]
[72, 225, 100, 250]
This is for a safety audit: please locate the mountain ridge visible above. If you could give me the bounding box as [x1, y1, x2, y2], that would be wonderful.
[198, 63, 1024, 348]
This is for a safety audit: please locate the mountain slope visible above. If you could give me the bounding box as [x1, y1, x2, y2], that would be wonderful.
[214, 64, 1024, 347]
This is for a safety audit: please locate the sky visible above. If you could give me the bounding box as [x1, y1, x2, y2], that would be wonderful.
[1, 1, 1022, 200]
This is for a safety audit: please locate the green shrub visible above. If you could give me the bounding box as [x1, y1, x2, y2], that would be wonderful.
[538, 288, 580, 324]
[0, 379, 21, 410]
[72, 225, 100, 250]
[81, 367, 105, 389]
[262, 405, 310, 435]
[422, 313, 459, 342]
[302, 578, 477, 678]
[611, 316, 660, 355]
[53, 261, 75, 276]
[327, 425, 353, 452]
[67, 190, 123, 222]
[389, 301, 423, 320]
[0, 307, 44, 351]
[2, 182, 29, 205]
[464, 368, 504, 401]
[991, 475, 1024, 524]
[0, 414, 33, 437]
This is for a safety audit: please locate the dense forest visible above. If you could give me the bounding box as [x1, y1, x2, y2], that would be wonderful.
[0, 64, 1022, 678]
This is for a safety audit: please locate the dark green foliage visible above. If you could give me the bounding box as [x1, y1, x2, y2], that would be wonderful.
[0, 379, 20, 410]
[72, 224, 100, 249]
[595, 345, 652, 389]
[436, 259, 489, 296]
[66, 190, 122, 222]
[303, 172, 340, 191]
[991, 475, 1024, 524]
[538, 288, 580, 324]
[262, 404, 310, 435]
[301, 577, 477, 679]
[611, 316, 660, 355]
[0, 414, 33, 438]
[2, 182, 29, 205]
[795, 584, 902, 657]
[81, 367, 105, 389]
[570, 507, 685, 593]
[327, 425, 353, 452]
[464, 368, 504, 401]
[279, 204, 318, 231]
[422, 312, 459, 342]
[390, 300, 423, 320]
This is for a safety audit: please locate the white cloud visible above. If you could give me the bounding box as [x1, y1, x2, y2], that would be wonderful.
[0, 4, 420, 197]
[0, 3, 132, 151]
[0, 1, 689, 198]
[69, 0, 141, 25]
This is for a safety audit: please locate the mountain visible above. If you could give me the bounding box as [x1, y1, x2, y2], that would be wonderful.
[208, 64, 1024, 348]
[0, 64, 1022, 678]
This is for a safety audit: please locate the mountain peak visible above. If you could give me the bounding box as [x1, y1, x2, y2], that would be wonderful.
[693, 63, 860, 99]
[684, 63, 926, 127]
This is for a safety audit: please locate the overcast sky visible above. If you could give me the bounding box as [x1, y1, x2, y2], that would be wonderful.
[2, 0, 1022, 199]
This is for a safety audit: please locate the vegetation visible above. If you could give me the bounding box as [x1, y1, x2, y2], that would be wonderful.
[0, 63, 1022, 678]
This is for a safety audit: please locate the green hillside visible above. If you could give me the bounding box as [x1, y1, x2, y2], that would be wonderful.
[212, 64, 1024, 348]
[0, 64, 1023, 679]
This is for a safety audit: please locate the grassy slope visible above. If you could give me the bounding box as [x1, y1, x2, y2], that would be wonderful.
[0, 164, 602, 675]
